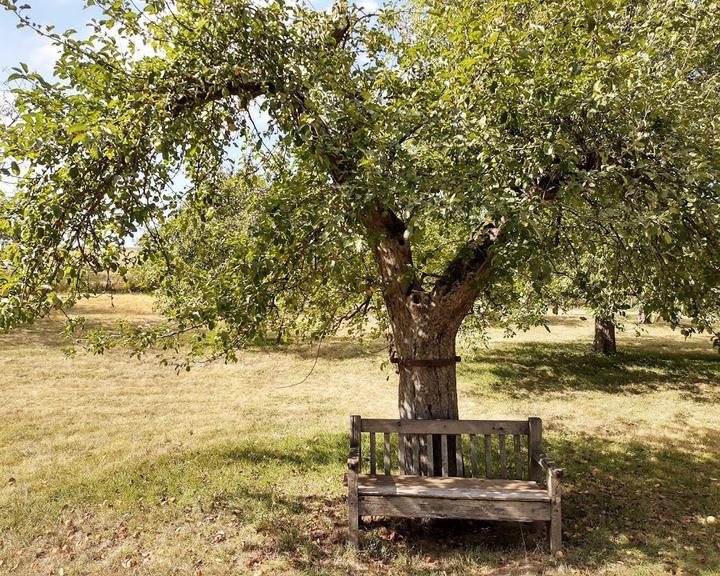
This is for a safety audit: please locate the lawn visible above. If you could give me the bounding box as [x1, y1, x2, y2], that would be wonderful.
[1, 294, 718, 575]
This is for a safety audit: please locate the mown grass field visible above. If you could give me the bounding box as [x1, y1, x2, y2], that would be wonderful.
[1, 294, 719, 575]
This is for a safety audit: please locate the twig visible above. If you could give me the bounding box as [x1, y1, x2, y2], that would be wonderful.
[276, 341, 322, 388]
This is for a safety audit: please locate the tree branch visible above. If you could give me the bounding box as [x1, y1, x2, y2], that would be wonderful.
[430, 222, 505, 325]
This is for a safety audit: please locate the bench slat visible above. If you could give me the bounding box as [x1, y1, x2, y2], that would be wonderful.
[419, 435, 427, 475]
[455, 435, 463, 477]
[499, 434, 507, 478]
[470, 434, 478, 478]
[411, 435, 420, 475]
[514, 434, 522, 479]
[357, 475, 550, 501]
[399, 434, 406, 474]
[484, 434, 493, 479]
[361, 419, 529, 435]
[383, 432, 391, 475]
[426, 434, 434, 476]
[441, 435, 449, 477]
[369, 432, 376, 475]
[359, 496, 551, 521]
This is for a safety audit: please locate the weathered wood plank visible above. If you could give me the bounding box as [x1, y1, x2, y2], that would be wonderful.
[359, 496, 551, 521]
[484, 434, 493, 479]
[348, 415, 361, 547]
[441, 435, 449, 477]
[357, 475, 550, 501]
[455, 435, 464, 477]
[426, 434, 434, 476]
[369, 432, 377, 475]
[412, 435, 421, 475]
[470, 434, 478, 478]
[347, 472, 359, 546]
[399, 434, 406, 475]
[549, 465, 562, 551]
[528, 417, 543, 483]
[361, 419, 529, 435]
[383, 432, 391, 475]
[351, 415, 361, 473]
[499, 434, 507, 479]
[514, 434, 522, 479]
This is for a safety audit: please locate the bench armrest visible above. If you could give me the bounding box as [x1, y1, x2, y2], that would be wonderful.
[534, 453, 563, 479]
[533, 453, 563, 499]
[347, 446, 360, 473]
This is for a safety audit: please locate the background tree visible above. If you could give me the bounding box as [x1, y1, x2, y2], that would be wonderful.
[1, 0, 719, 428]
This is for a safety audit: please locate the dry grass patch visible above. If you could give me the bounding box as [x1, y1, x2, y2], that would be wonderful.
[1, 294, 719, 575]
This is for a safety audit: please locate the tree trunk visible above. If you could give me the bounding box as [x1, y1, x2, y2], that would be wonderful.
[365, 208, 500, 477]
[396, 331, 459, 421]
[390, 308, 463, 475]
[638, 306, 651, 324]
[593, 316, 617, 355]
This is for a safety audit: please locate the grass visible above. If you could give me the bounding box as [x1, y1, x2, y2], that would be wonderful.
[1, 294, 719, 575]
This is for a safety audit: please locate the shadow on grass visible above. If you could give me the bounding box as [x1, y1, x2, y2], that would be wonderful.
[357, 430, 720, 574]
[462, 342, 720, 401]
[6, 429, 719, 574]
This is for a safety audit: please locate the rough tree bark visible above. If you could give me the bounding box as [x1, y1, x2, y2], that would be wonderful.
[593, 316, 617, 355]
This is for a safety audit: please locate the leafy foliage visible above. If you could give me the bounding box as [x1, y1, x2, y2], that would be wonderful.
[0, 0, 718, 361]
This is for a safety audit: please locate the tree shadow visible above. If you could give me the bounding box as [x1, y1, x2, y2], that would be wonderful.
[552, 429, 720, 573]
[7, 430, 717, 574]
[462, 342, 720, 401]
[0, 318, 74, 349]
[251, 336, 386, 362]
[356, 429, 720, 574]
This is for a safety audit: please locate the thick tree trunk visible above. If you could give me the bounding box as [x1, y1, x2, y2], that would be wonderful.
[390, 308, 463, 475]
[593, 316, 617, 355]
[396, 330, 459, 421]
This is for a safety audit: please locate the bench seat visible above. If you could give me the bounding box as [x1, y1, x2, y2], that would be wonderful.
[357, 475, 550, 502]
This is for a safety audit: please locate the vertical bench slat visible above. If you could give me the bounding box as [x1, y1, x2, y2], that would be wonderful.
[404, 435, 411, 475]
[441, 435, 449, 477]
[411, 434, 420, 475]
[499, 434, 507, 478]
[399, 434, 406, 474]
[513, 434, 522, 479]
[369, 432, 376, 475]
[484, 434, 493, 478]
[383, 432, 391, 475]
[419, 435, 428, 475]
[528, 417, 543, 483]
[455, 435, 464, 477]
[470, 434, 478, 478]
[426, 434, 434, 476]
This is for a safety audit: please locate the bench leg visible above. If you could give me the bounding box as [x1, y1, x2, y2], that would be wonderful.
[348, 511, 359, 547]
[348, 477, 359, 547]
[549, 500, 562, 552]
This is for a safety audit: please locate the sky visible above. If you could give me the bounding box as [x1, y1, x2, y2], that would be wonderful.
[0, 2, 102, 77]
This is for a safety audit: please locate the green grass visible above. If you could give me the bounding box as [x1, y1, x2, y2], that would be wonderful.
[0, 295, 718, 575]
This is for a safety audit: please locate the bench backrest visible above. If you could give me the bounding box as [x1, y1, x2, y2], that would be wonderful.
[351, 416, 544, 481]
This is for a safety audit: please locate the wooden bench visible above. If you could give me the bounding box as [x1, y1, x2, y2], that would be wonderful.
[347, 415, 563, 551]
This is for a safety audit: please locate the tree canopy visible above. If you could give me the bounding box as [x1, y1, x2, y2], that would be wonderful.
[1, 0, 719, 373]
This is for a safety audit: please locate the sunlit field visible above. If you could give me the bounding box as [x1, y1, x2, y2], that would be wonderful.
[1, 294, 718, 575]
